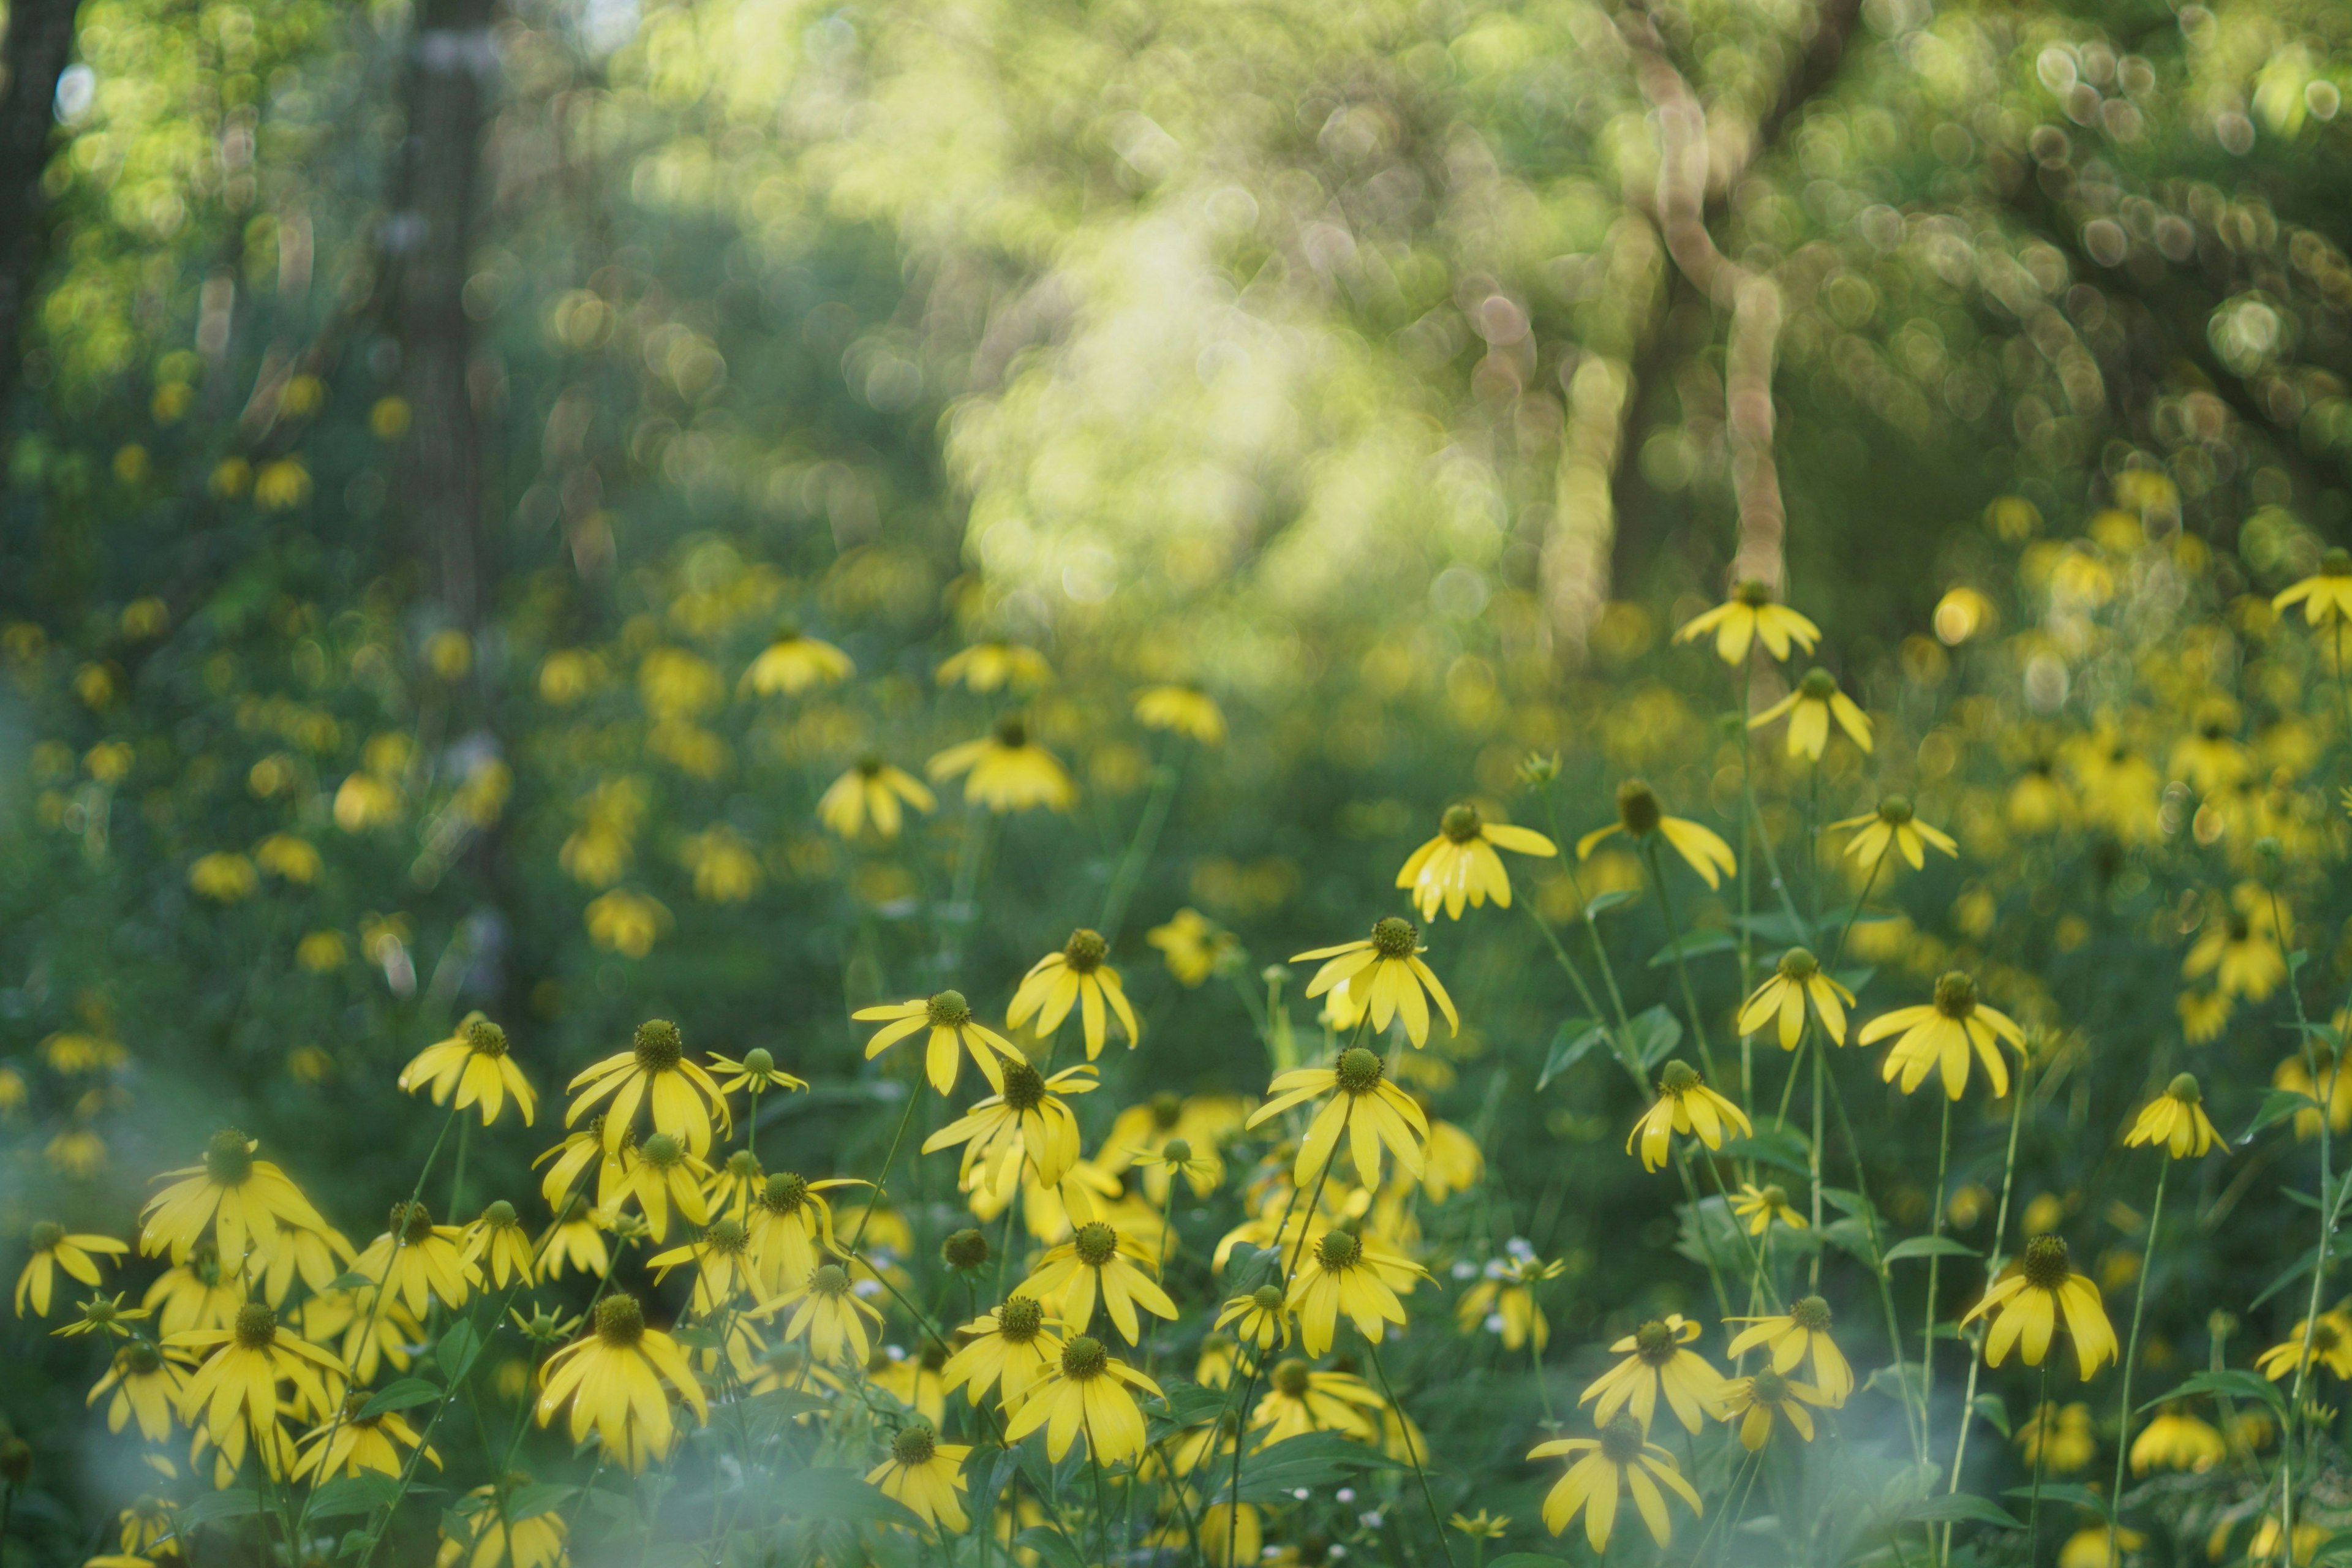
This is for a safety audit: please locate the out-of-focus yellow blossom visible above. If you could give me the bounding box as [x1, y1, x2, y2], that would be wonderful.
[2182, 884, 2287, 1001]
[937, 642, 1051, 692]
[2274, 548, 2352, 625]
[333, 772, 404, 832]
[1133, 684, 1226, 744]
[42, 1032, 124, 1073]
[1579, 779, 1736, 889]
[537, 649, 603, 704]
[2256, 1310, 2352, 1383]
[1749, 667, 1872, 759]
[2241, 1516, 2328, 1566]
[585, 889, 670, 957]
[2171, 700, 2251, 794]
[2277, 1046, 2352, 1139]
[741, 627, 853, 696]
[927, 717, 1077, 812]
[1627, 1061, 1750, 1172]
[253, 834, 320, 884]
[254, 458, 312, 510]
[2018, 1401, 2096, 1472]
[187, 852, 257, 902]
[1456, 1251, 1564, 1351]
[816, 758, 935, 840]
[2131, 1404, 2225, 1473]
[296, 931, 349, 971]
[2059, 1525, 2146, 1568]
[679, 825, 762, 902]
[369, 396, 412, 440]
[1395, 802, 1555, 920]
[210, 458, 252, 497]
[1673, 581, 1820, 664]
[1145, 907, 1232, 986]
[1829, 796, 1957, 870]
[1861, 971, 2024, 1100]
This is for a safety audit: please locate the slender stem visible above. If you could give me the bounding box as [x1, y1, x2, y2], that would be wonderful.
[1143, 1174, 1178, 1384]
[2106, 1158, 2168, 1568]
[1642, 837, 1722, 1086]
[848, 1085, 922, 1252]
[1520, 898, 1645, 1093]
[1920, 1096, 1954, 1456]
[1365, 1340, 1458, 1568]
[1738, 658, 1757, 1116]
[2273, 882, 2331, 1555]
[1098, 747, 1182, 946]
[1672, 1146, 1735, 1321]
[2026, 1360, 2053, 1551]
[1809, 1039, 1826, 1292]
[1825, 1072, 1924, 1461]
[1942, 1053, 2033, 1565]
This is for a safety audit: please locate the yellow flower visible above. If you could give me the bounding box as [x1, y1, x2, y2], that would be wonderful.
[1450, 1510, 1511, 1541]
[1215, 1284, 1292, 1359]
[584, 889, 670, 957]
[924, 1061, 1096, 1189]
[739, 627, 854, 696]
[2132, 1404, 2225, 1474]
[565, 1019, 731, 1157]
[51, 1291, 147, 1340]
[2273, 548, 2352, 624]
[1738, 947, 1855, 1049]
[537, 1294, 706, 1474]
[334, 772, 404, 831]
[766, 1261, 886, 1366]
[943, 1295, 1065, 1411]
[537, 1200, 612, 1281]
[937, 642, 1052, 692]
[171, 1299, 346, 1462]
[2245, 1517, 2329, 1566]
[2276, 1046, 2352, 1140]
[1025, 1220, 1177, 1345]
[1250, 1357, 1384, 1442]
[1627, 1060, 1752, 1172]
[463, 1202, 537, 1291]
[817, 758, 936, 840]
[1721, 1366, 1830, 1450]
[926, 717, 1077, 812]
[187, 851, 257, 902]
[616, 1133, 714, 1243]
[140, 1129, 328, 1265]
[1292, 917, 1458, 1048]
[679, 825, 761, 902]
[1000, 1335, 1159, 1463]
[1131, 1136, 1224, 1200]
[291, 1392, 440, 1481]
[1248, 1047, 1429, 1188]
[434, 1482, 568, 1568]
[648, 1216, 761, 1313]
[1395, 802, 1557, 921]
[1724, 1296, 1852, 1405]
[855, 989, 1024, 1098]
[707, 1047, 808, 1100]
[2124, 1073, 2222, 1159]
[1672, 581, 1821, 664]
[1860, 971, 2024, 1100]
[254, 458, 312, 510]
[354, 1201, 480, 1316]
[143, 1246, 239, 1337]
[1457, 1251, 1564, 1351]
[872, 1343, 948, 1423]
[88, 1341, 190, 1442]
[101, 1496, 179, 1566]
[1580, 1316, 1727, 1434]
[1530, 1414, 1703, 1551]
[1749, 667, 1872, 759]
[254, 833, 322, 883]
[1008, 929, 1142, 1057]
[1578, 780, 1737, 889]
[1730, 1182, 1807, 1235]
[1146, 907, 1233, 987]
[1133, 684, 1226, 745]
[867, 1422, 973, 1532]
[14, 1223, 127, 1317]
[370, 396, 412, 442]
[2060, 1525, 2147, 1568]
[298, 931, 349, 971]
[1287, 1226, 1427, 1356]
[1960, 1234, 2119, 1379]
[1419, 1115, 1485, 1202]
[2255, 1310, 2352, 1382]
[1830, 794, 1957, 870]
[398, 1014, 537, 1126]
[746, 1172, 861, 1295]
[2184, 885, 2288, 1001]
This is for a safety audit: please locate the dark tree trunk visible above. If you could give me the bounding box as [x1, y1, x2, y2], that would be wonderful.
[0, 0, 80, 413]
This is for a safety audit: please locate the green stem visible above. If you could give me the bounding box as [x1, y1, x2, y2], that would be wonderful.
[1642, 837, 1722, 1087]
[1941, 1052, 2033, 1564]
[1098, 747, 1182, 946]
[848, 1084, 923, 1252]
[2273, 883, 2331, 1556]
[1365, 1340, 1458, 1568]
[2106, 1158, 2168, 1568]
[1825, 1072, 1925, 1462]
[1519, 897, 1645, 1093]
[1920, 1096, 1954, 1457]
[2026, 1360, 2052, 1553]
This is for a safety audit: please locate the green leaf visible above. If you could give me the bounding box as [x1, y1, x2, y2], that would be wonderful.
[1863, 1363, 1924, 1407]
[1832, 965, 1876, 995]
[2143, 1369, 2285, 1415]
[1212, 1432, 1403, 1505]
[173, 1490, 263, 1532]
[1149, 1379, 1230, 1429]
[1736, 911, 1812, 947]
[325, 1272, 374, 1292]
[1648, 929, 1738, 968]
[1539, 1019, 1607, 1090]
[1904, 1494, 2022, 1529]
[358, 1378, 443, 1420]
[2003, 1482, 2108, 1519]
[1883, 1235, 1979, 1264]
[1014, 1526, 1089, 1568]
[771, 1468, 921, 1526]
[307, 1474, 401, 1522]
[2307, 1534, 2352, 1566]
[1487, 1556, 1571, 1568]
[1822, 1216, 1882, 1266]
[1716, 1126, 1811, 1176]
[1970, 1393, 2011, 1439]
[503, 1483, 577, 1524]
[435, 1321, 483, 1384]
[2243, 1088, 2320, 1143]
[2250, 1241, 2324, 1311]
[1629, 1006, 1683, 1068]
[1581, 889, 1637, 920]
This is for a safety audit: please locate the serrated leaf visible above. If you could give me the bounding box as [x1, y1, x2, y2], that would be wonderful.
[173, 1490, 263, 1532]
[435, 1321, 483, 1383]
[358, 1378, 443, 1420]
[1581, 890, 1637, 920]
[1904, 1494, 2022, 1529]
[1539, 1020, 1607, 1090]
[1883, 1235, 1979, 1264]
[1149, 1379, 1230, 1429]
[2144, 1369, 2285, 1415]
[1630, 1005, 1683, 1068]
[2244, 1088, 2320, 1144]
[1210, 1432, 1403, 1506]
[1649, 930, 1738, 968]
[307, 1474, 401, 1522]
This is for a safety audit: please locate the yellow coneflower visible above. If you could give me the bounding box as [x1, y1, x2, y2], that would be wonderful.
[766, 1261, 886, 1366]
[1294, 918, 1458, 1049]
[1395, 803, 1558, 921]
[171, 1299, 345, 1451]
[937, 641, 1052, 692]
[865, 1421, 971, 1532]
[2132, 1404, 2226, 1474]
[15, 1223, 127, 1317]
[943, 1295, 1064, 1411]
[1025, 1221, 1176, 1346]
[1215, 1284, 1292, 1360]
[1961, 1235, 2119, 1379]
[1861, 971, 2024, 1100]
[1829, 795, 1957, 870]
[435, 1482, 568, 1568]
[96, 1496, 179, 1568]
[1627, 1060, 1752, 1172]
[1133, 684, 1226, 745]
[923, 1061, 1096, 1190]
[536, 1294, 706, 1474]
[1000, 1335, 1159, 1463]
[534, 1117, 628, 1212]
[1721, 1366, 1830, 1449]
[1250, 1357, 1384, 1442]
[538, 1199, 612, 1281]
[816, 758, 936, 842]
[704, 1148, 769, 1218]
[1008, 929, 1142, 1057]
[1247, 1047, 1429, 1188]
[926, 717, 1077, 813]
[617, 1133, 713, 1243]
[739, 626, 853, 696]
[1102, 1090, 1248, 1191]
[746, 1170, 860, 1295]
[1749, 667, 1872, 759]
[1730, 1183, 1807, 1235]
[1578, 780, 1737, 889]
[396, 1013, 537, 1126]
[1725, 1297, 1852, 1405]
[291, 1390, 440, 1481]
[257, 1223, 357, 1307]
[1146, 907, 1234, 987]
[1457, 1253, 1565, 1352]
[648, 1217, 762, 1313]
[2274, 548, 2352, 625]
[140, 1129, 328, 1264]
[853, 989, 1024, 1097]
[2125, 1074, 2223, 1159]
[565, 1019, 731, 1158]
[1737, 948, 1854, 1050]
[1287, 1227, 1427, 1356]
[462, 1201, 536, 1289]
[2184, 888, 2287, 1001]
[88, 1340, 190, 1441]
[2256, 1310, 2352, 1382]
[2275, 1046, 2352, 1140]
[707, 1047, 807, 1099]
[354, 1201, 480, 1316]
[143, 1245, 240, 1336]
[1131, 1137, 1223, 1201]
[1580, 1316, 1727, 1433]
[1673, 581, 1821, 664]
[53, 1292, 147, 1340]
[1530, 1414, 1703, 1551]
[2018, 1401, 2097, 1472]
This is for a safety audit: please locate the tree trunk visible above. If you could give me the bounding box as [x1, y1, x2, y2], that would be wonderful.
[0, 0, 80, 413]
